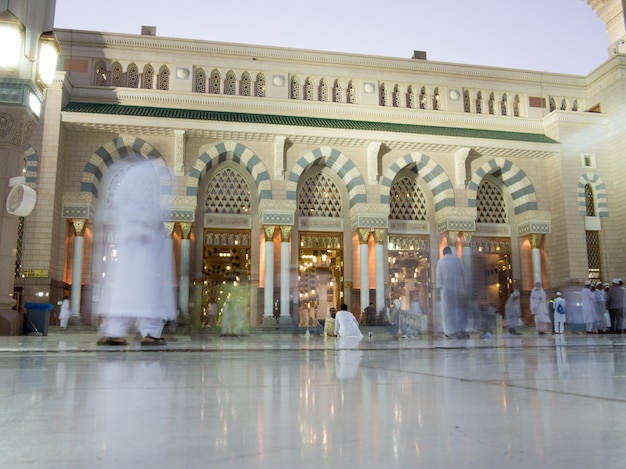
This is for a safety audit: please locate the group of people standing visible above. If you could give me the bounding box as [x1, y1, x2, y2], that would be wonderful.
[581, 279, 624, 334]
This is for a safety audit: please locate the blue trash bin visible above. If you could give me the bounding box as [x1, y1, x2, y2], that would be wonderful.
[24, 303, 54, 336]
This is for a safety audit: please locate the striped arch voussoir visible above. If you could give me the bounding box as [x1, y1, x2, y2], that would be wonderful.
[380, 152, 454, 212]
[186, 141, 271, 201]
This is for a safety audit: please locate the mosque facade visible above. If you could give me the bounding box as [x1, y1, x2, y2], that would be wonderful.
[7, 1, 626, 332]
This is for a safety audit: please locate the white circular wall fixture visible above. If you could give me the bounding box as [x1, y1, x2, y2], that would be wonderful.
[6, 184, 36, 217]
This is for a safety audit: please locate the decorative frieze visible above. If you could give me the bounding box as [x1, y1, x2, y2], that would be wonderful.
[516, 210, 551, 236]
[299, 216, 343, 232]
[62, 192, 95, 219]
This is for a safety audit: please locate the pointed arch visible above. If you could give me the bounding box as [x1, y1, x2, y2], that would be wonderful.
[467, 158, 537, 215]
[127, 62, 139, 88]
[80, 137, 170, 200]
[578, 173, 608, 216]
[286, 147, 366, 208]
[186, 141, 271, 201]
[380, 153, 454, 212]
[111, 61, 123, 87]
[157, 65, 170, 90]
[142, 64, 155, 89]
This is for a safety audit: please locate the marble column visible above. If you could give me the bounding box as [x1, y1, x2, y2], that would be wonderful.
[69, 219, 87, 325]
[373, 229, 386, 312]
[357, 228, 371, 315]
[279, 226, 292, 324]
[461, 232, 473, 292]
[163, 222, 175, 318]
[178, 222, 192, 321]
[528, 233, 544, 285]
[263, 226, 275, 322]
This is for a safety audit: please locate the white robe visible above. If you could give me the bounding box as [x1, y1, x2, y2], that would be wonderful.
[100, 161, 176, 332]
[436, 253, 465, 335]
[530, 287, 550, 329]
[581, 287, 596, 324]
[334, 310, 363, 339]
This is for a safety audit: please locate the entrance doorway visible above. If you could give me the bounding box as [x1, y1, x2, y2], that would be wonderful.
[298, 233, 342, 327]
[470, 237, 512, 314]
[388, 235, 431, 320]
[202, 229, 251, 327]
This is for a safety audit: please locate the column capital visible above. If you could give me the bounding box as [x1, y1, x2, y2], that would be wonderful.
[445, 231, 459, 248]
[357, 228, 371, 244]
[279, 225, 292, 242]
[72, 218, 87, 237]
[461, 232, 473, 247]
[163, 222, 175, 237]
[179, 222, 193, 239]
[527, 233, 543, 249]
[373, 228, 386, 244]
[264, 225, 276, 242]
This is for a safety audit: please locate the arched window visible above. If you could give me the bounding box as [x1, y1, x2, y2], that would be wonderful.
[488, 92, 495, 115]
[347, 81, 356, 104]
[572, 100, 579, 111]
[419, 86, 427, 109]
[304, 77, 314, 100]
[584, 184, 602, 280]
[142, 64, 154, 89]
[205, 168, 251, 214]
[549, 97, 557, 112]
[393, 84, 401, 107]
[225, 70, 237, 95]
[157, 65, 170, 90]
[476, 180, 507, 223]
[408, 85, 416, 108]
[209, 69, 221, 94]
[379, 83, 388, 106]
[513, 94, 520, 117]
[389, 176, 428, 221]
[432, 87, 440, 110]
[240, 72, 251, 96]
[195, 68, 207, 93]
[111, 61, 123, 87]
[319, 78, 329, 102]
[560, 99, 567, 111]
[476, 91, 483, 114]
[255, 73, 266, 97]
[501, 93, 508, 116]
[95, 61, 108, 86]
[333, 79, 343, 103]
[463, 90, 471, 112]
[298, 172, 342, 217]
[127, 63, 139, 88]
[290, 76, 300, 99]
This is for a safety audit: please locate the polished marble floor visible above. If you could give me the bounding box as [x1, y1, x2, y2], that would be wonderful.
[1, 328, 626, 468]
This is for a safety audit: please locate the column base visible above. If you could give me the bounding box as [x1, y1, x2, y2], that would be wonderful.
[67, 316, 82, 327]
[277, 316, 293, 325]
[262, 316, 277, 325]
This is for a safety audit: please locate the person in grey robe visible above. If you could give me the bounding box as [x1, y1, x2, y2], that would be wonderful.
[436, 246, 466, 338]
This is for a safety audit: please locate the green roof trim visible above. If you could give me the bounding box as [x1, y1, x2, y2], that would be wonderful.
[62, 102, 558, 144]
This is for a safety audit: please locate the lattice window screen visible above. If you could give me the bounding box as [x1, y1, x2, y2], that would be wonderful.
[298, 173, 342, 217]
[205, 168, 251, 214]
[476, 180, 508, 223]
[389, 177, 427, 221]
